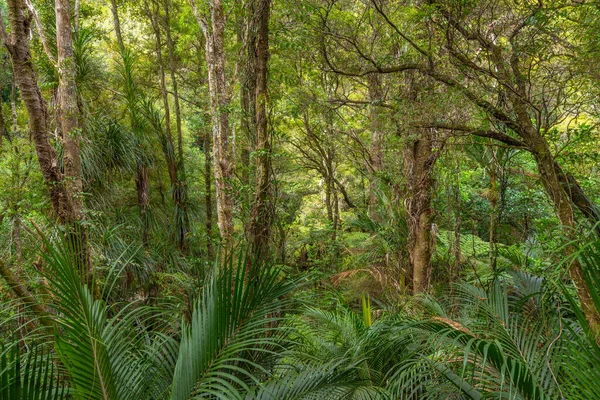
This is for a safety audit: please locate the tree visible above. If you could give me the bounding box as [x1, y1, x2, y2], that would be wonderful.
[0, 0, 90, 280]
[189, 0, 235, 249]
[247, 0, 273, 260]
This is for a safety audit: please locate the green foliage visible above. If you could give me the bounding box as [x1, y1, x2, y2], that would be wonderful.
[0, 342, 67, 400]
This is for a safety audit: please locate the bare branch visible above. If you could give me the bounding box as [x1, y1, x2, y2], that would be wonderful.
[189, 0, 210, 38]
[24, 0, 56, 65]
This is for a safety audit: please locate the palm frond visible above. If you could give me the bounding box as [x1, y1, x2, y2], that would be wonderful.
[170, 253, 297, 399]
[0, 340, 68, 400]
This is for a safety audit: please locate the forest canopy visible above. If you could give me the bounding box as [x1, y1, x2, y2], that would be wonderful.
[1, 0, 600, 398]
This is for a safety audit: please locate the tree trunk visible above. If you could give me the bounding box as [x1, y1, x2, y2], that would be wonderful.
[239, 0, 256, 211]
[248, 0, 272, 260]
[136, 164, 150, 247]
[488, 149, 498, 272]
[201, 131, 215, 260]
[503, 88, 600, 339]
[163, 0, 191, 252]
[109, 0, 124, 52]
[0, 97, 7, 144]
[109, 0, 151, 250]
[191, 0, 235, 249]
[403, 128, 436, 294]
[367, 73, 384, 222]
[147, 0, 190, 252]
[3, 0, 94, 282]
[56, 0, 92, 278]
[3, 0, 67, 218]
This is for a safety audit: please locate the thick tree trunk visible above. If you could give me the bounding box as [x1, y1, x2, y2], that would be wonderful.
[2, 0, 68, 219]
[510, 95, 600, 340]
[403, 128, 436, 294]
[248, 0, 272, 260]
[3, 0, 92, 281]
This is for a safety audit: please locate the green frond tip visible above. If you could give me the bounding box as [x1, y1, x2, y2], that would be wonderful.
[362, 294, 372, 328]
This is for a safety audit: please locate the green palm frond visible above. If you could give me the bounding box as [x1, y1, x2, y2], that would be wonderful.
[170, 253, 297, 400]
[250, 361, 373, 400]
[40, 235, 170, 400]
[0, 341, 68, 400]
[559, 239, 600, 399]
[392, 276, 564, 399]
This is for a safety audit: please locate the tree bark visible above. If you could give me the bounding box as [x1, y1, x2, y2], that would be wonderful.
[2, 0, 68, 220]
[403, 127, 436, 294]
[239, 0, 256, 210]
[109, 0, 124, 52]
[56, 0, 92, 278]
[0, 96, 7, 145]
[366, 73, 384, 222]
[248, 0, 273, 260]
[191, 0, 235, 249]
[201, 131, 215, 260]
[2, 0, 93, 281]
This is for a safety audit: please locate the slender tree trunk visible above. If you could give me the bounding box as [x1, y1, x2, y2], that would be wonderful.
[147, 0, 190, 251]
[367, 73, 384, 222]
[136, 164, 150, 247]
[202, 131, 215, 260]
[239, 0, 256, 212]
[488, 151, 498, 272]
[109, 0, 151, 250]
[452, 156, 461, 282]
[10, 78, 18, 132]
[56, 0, 92, 278]
[56, 0, 83, 219]
[73, 0, 80, 31]
[109, 0, 124, 51]
[12, 214, 22, 264]
[163, 0, 191, 252]
[0, 97, 7, 145]
[248, 0, 272, 260]
[191, 0, 235, 249]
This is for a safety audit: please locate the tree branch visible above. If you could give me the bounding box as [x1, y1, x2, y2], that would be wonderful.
[0, 260, 53, 328]
[24, 0, 56, 65]
[422, 123, 528, 149]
